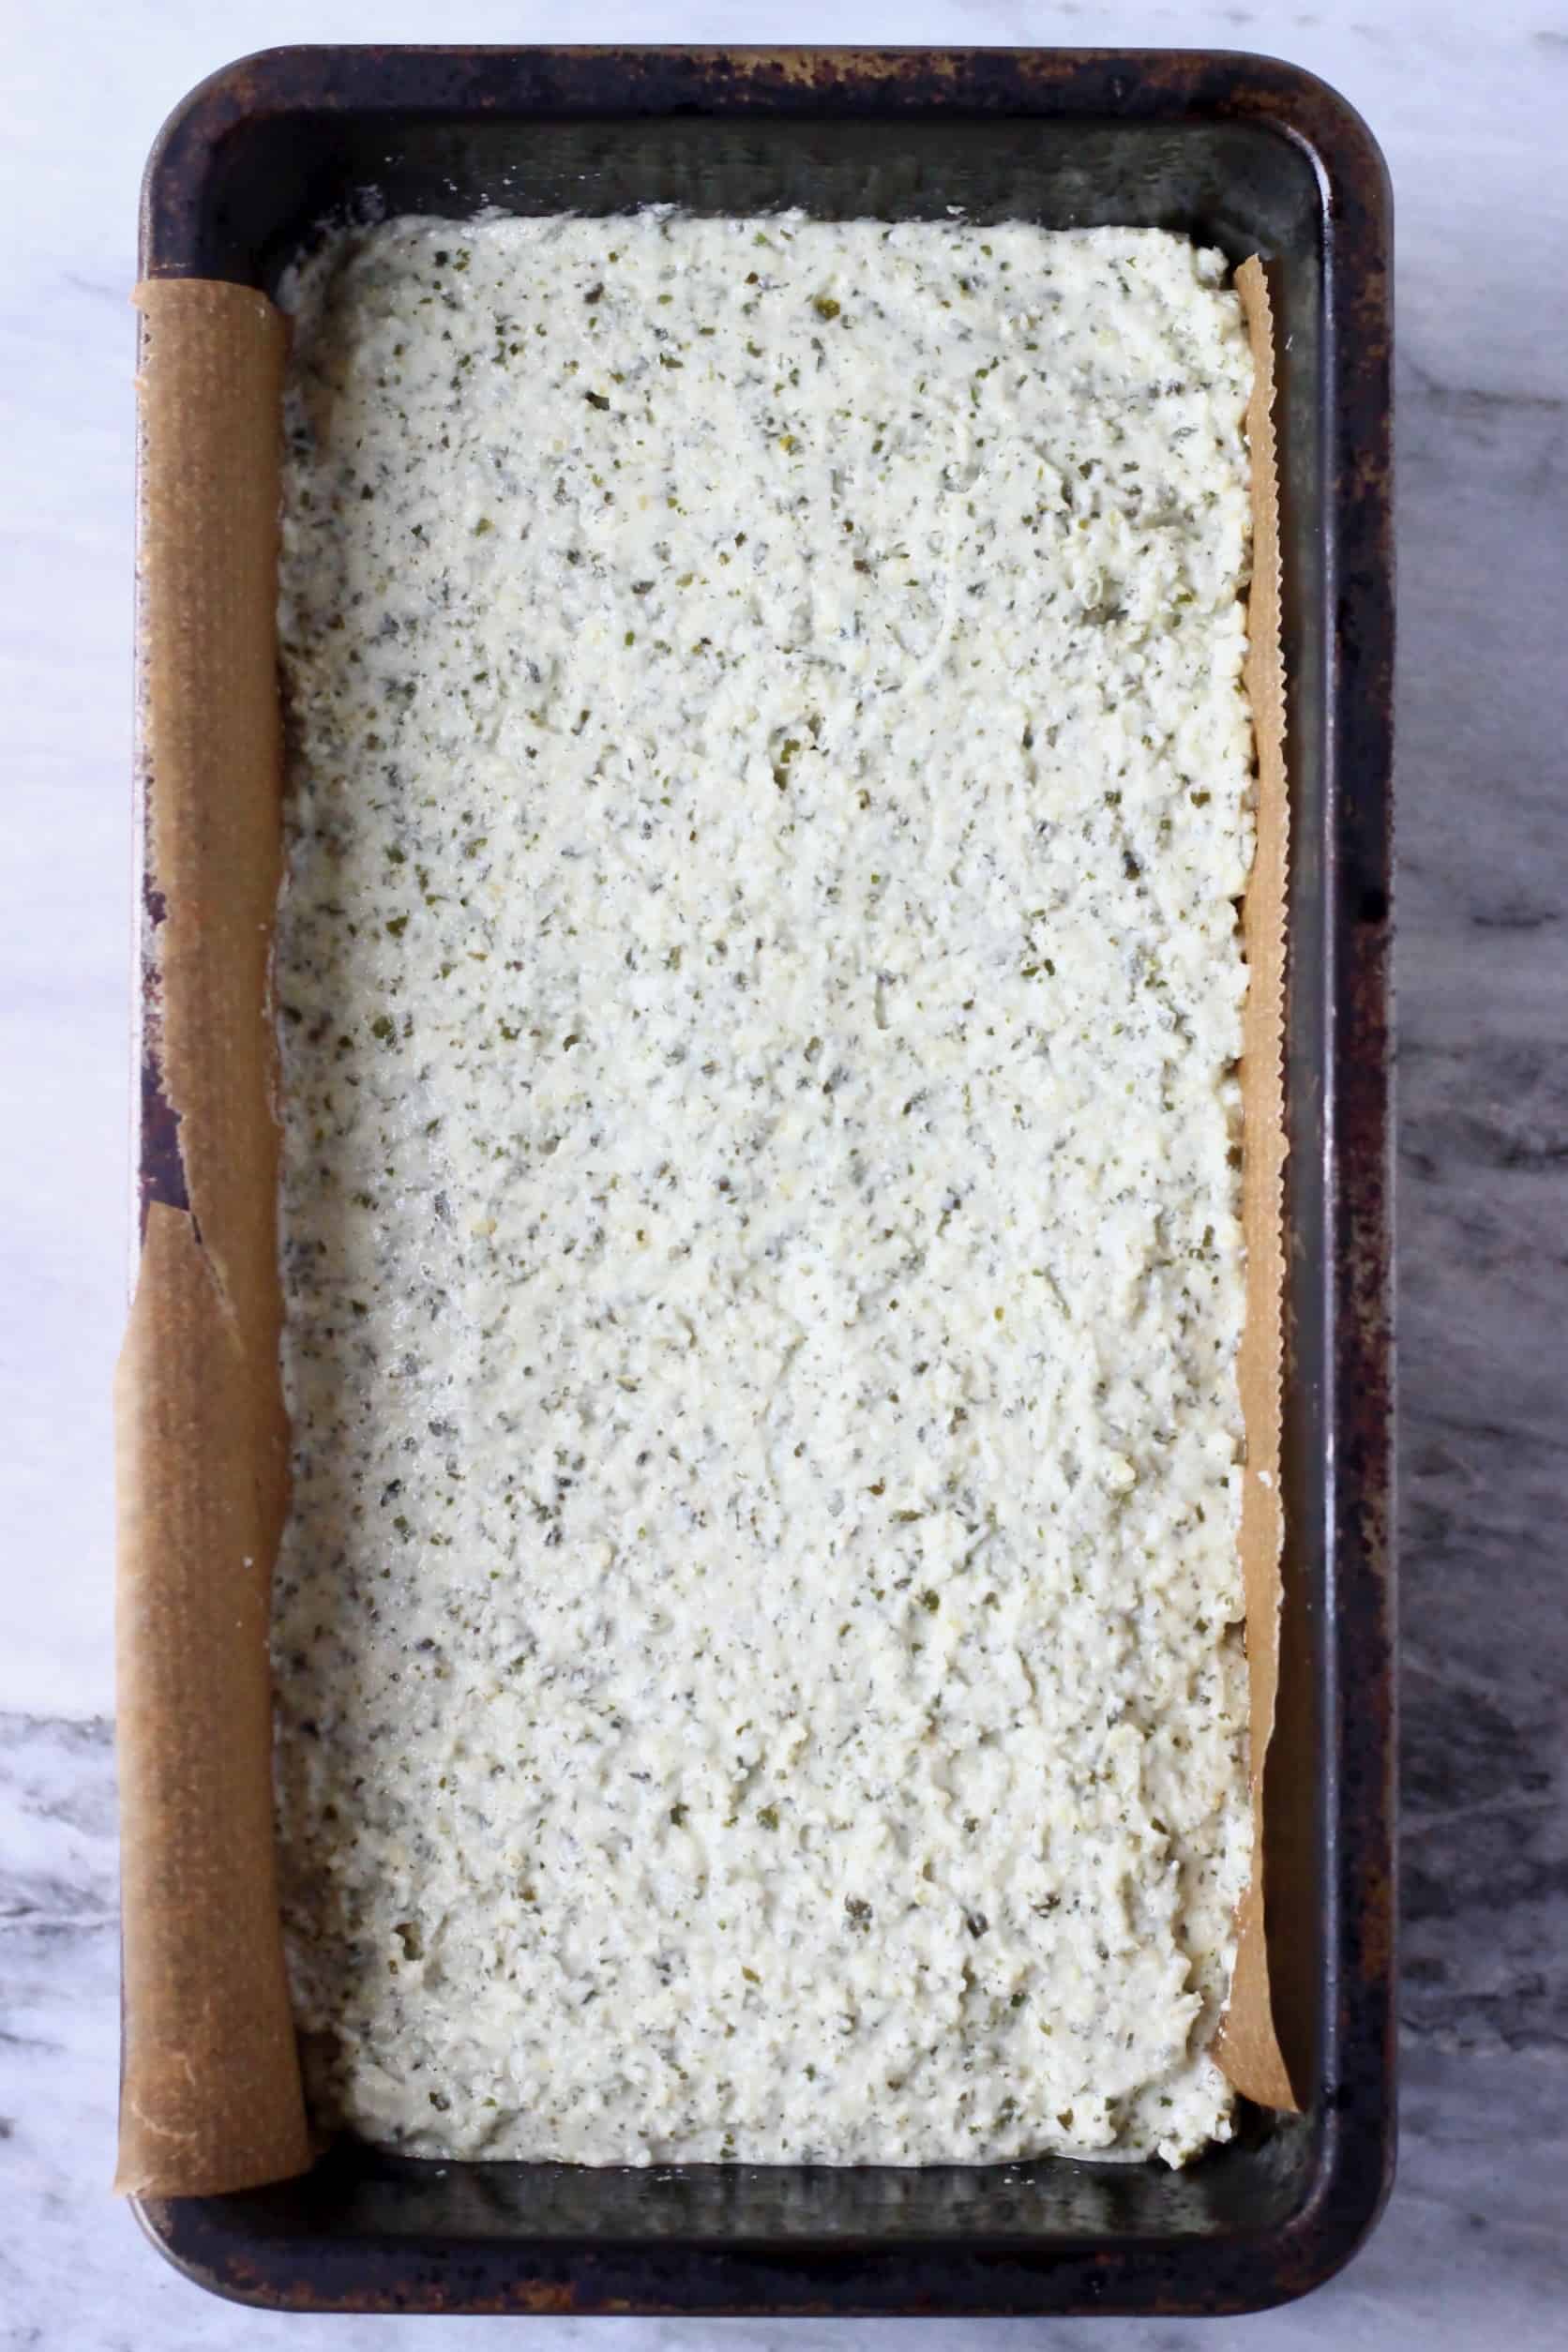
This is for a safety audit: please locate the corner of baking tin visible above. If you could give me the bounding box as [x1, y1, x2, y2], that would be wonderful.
[128, 2195, 279, 2314]
[1278, 54, 1393, 199]
[1245, 2085, 1397, 2313]
[139, 47, 317, 279]
[1226, 50, 1393, 245]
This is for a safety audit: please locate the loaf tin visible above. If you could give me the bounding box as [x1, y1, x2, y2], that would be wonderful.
[133, 43, 1395, 2317]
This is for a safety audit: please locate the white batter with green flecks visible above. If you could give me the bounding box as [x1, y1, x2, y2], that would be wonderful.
[273, 212, 1257, 2168]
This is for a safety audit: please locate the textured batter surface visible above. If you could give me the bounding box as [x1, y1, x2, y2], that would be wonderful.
[273, 214, 1256, 2166]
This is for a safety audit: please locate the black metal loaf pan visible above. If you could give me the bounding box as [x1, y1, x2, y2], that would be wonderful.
[135, 44, 1395, 2318]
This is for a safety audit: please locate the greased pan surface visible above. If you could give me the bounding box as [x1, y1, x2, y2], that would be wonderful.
[134, 44, 1394, 2317]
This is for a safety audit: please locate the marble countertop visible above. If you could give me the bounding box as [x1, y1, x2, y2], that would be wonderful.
[4, 0, 1564, 2343]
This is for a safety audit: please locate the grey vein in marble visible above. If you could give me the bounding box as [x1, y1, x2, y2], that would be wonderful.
[1396, 340, 1568, 2061]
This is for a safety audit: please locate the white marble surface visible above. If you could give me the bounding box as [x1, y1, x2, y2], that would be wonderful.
[3, 0, 1565, 2341]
